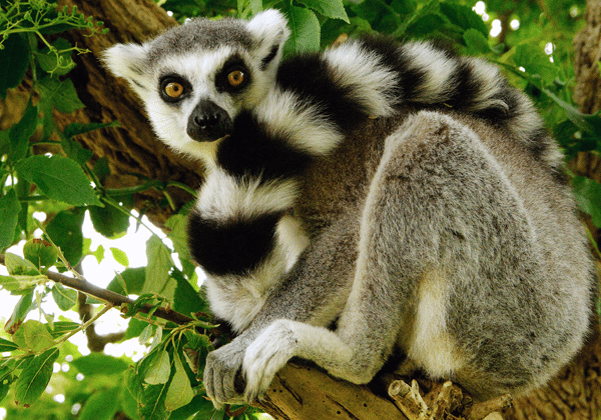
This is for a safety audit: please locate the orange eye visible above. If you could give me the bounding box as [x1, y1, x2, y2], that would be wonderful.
[227, 70, 245, 87]
[164, 82, 184, 98]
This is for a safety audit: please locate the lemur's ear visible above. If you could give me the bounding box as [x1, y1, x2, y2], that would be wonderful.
[103, 43, 153, 95]
[247, 9, 290, 69]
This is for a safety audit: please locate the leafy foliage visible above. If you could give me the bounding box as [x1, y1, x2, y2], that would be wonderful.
[0, 0, 599, 419]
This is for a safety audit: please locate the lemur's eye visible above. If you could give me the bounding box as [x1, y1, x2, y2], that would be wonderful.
[159, 76, 191, 103]
[164, 82, 184, 98]
[227, 70, 245, 87]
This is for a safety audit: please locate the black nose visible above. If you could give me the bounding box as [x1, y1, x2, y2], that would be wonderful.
[187, 99, 233, 142]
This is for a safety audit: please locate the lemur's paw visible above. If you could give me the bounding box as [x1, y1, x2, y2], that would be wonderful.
[242, 320, 297, 402]
[203, 342, 246, 407]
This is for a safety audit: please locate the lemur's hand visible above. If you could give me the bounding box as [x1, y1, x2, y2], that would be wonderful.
[203, 341, 247, 408]
[242, 320, 298, 402]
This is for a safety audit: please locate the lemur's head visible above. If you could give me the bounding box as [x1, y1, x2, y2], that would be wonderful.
[104, 10, 289, 161]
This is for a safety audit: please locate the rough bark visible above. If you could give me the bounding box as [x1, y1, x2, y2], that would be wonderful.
[56, 0, 204, 225]
[2, 0, 600, 418]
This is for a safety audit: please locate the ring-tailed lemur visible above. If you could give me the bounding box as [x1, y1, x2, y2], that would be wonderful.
[104, 9, 595, 406]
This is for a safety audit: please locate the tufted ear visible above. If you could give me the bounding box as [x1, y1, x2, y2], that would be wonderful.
[102, 43, 154, 95]
[246, 9, 290, 70]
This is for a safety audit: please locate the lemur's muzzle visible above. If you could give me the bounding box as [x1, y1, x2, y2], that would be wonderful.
[187, 99, 233, 142]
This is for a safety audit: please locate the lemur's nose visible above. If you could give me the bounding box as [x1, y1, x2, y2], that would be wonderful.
[187, 99, 233, 142]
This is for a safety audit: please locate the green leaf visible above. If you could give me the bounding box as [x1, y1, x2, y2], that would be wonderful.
[165, 351, 194, 411]
[513, 43, 558, 83]
[89, 204, 130, 238]
[4, 291, 34, 334]
[39, 96, 57, 140]
[16, 155, 102, 206]
[353, 0, 401, 31]
[171, 394, 224, 420]
[4, 252, 40, 276]
[144, 236, 175, 296]
[123, 317, 150, 341]
[138, 323, 154, 345]
[165, 215, 190, 261]
[391, 0, 438, 37]
[172, 270, 206, 317]
[0, 189, 21, 249]
[60, 136, 94, 165]
[51, 283, 78, 310]
[47, 321, 81, 338]
[439, 2, 488, 36]
[0, 380, 9, 404]
[110, 247, 130, 266]
[12, 320, 55, 352]
[183, 330, 211, 350]
[64, 121, 120, 139]
[0, 34, 29, 99]
[572, 176, 601, 227]
[406, 13, 445, 37]
[0, 337, 18, 352]
[463, 28, 491, 54]
[121, 379, 142, 420]
[0, 275, 35, 295]
[78, 386, 120, 420]
[35, 38, 75, 76]
[144, 350, 171, 385]
[107, 267, 146, 296]
[296, 0, 349, 22]
[285, 6, 321, 54]
[23, 238, 58, 268]
[390, 0, 417, 15]
[37, 77, 85, 114]
[126, 365, 145, 402]
[93, 157, 111, 183]
[14, 348, 60, 407]
[165, 214, 195, 277]
[140, 382, 170, 420]
[9, 104, 37, 163]
[0, 128, 9, 155]
[45, 208, 86, 266]
[71, 353, 129, 376]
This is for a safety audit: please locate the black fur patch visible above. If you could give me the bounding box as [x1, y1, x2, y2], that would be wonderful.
[261, 44, 280, 70]
[187, 211, 281, 276]
[445, 60, 479, 111]
[215, 54, 251, 94]
[472, 80, 515, 125]
[277, 53, 369, 133]
[217, 111, 313, 180]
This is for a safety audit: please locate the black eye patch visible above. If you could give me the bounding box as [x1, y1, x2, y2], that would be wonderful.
[158, 74, 192, 103]
[215, 56, 251, 93]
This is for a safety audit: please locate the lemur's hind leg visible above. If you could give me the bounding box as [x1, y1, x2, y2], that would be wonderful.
[243, 111, 487, 399]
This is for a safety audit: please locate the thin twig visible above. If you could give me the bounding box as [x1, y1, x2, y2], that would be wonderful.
[0, 253, 194, 326]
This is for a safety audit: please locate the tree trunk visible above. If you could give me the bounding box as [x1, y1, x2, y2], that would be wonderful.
[57, 0, 203, 225]
[2, 0, 599, 418]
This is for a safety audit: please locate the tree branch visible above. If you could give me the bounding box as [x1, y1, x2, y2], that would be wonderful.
[0, 253, 194, 326]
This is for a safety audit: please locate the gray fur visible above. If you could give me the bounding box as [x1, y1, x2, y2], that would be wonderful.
[146, 18, 253, 65]
[209, 110, 593, 404]
[103, 9, 595, 407]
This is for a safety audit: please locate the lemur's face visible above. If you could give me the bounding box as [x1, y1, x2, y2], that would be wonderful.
[104, 10, 289, 162]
